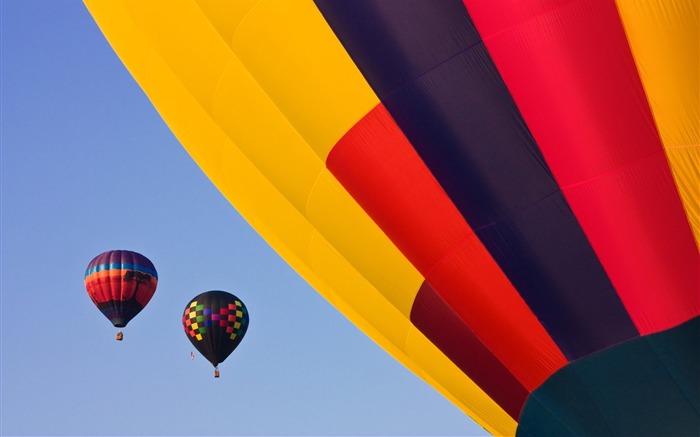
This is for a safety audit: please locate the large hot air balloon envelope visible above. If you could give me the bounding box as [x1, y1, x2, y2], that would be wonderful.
[84, 1, 698, 435]
[84, 250, 158, 339]
[182, 290, 249, 377]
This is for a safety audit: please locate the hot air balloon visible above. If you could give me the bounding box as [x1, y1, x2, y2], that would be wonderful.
[182, 290, 249, 377]
[84, 250, 158, 340]
[85, 1, 698, 435]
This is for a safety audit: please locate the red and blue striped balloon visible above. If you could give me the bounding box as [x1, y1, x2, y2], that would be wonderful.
[84, 250, 158, 329]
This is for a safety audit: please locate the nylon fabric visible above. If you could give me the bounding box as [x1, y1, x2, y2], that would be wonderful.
[464, 0, 700, 334]
[113, 0, 422, 321]
[615, 0, 700, 248]
[82, 1, 516, 434]
[412, 282, 529, 419]
[328, 103, 567, 392]
[517, 317, 700, 436]
[83, 1, 697, 434]
[315, 0, 639, 360]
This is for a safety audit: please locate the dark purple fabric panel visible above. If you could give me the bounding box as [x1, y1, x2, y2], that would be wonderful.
[314, 0, 638, 359]
[314, 0, 481, 99]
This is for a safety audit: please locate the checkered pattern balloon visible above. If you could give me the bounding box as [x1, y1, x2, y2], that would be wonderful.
[182, 290, 249, 368]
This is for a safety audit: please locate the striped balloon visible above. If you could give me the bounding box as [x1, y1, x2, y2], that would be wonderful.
[84, 250, 158, 329]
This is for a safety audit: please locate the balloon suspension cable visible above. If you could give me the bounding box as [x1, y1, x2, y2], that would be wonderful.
[214, 367, 220, 378]
[115, 330, 123, 341]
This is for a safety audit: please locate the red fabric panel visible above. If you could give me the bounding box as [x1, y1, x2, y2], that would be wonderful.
[327, 104, 567, 391]
[464, 0, 700, 333]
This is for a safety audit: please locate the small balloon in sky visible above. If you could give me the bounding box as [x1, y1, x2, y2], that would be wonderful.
[182, 290, 249, 378]
[84, 250, 158, 340]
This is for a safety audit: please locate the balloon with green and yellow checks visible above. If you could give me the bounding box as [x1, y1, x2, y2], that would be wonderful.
[183, 290, 249, 376]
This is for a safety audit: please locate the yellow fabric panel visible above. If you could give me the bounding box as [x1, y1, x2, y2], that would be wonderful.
[309, 171, 423, 317]
[134, 22, 319, 267]
[212, 57, 325, 215]
[120, 1, 233, 116]
[83, 0, 515, 433]
[205, 0, 378, 159]
[307, 230, 418, 351]
[616, 0, 700, 247]
[193, 0, 259, 46]
[84, 2, 316, 261]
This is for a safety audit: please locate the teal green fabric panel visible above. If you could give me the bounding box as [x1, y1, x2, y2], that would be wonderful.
[517, 317, 700, 436]
[645, 315, 700, 412]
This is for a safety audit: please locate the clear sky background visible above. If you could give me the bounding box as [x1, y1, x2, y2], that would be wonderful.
[1, 1, 487, 435]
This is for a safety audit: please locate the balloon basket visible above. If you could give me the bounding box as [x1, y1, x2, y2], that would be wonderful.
[115, 331, 123, 341]
[214, 368, 220, 378]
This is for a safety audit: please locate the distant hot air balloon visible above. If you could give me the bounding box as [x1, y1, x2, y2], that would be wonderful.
[85, 1, 699, 435]
[182, 290, 249, 377]
[84, 250, 158, 340]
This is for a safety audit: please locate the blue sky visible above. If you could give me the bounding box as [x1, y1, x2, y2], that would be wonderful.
[1, 1, 487, 435]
